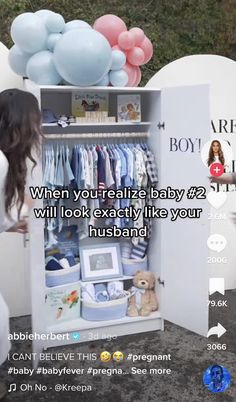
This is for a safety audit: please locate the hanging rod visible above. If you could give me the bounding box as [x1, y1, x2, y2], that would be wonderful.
[44, 132, 150, 139]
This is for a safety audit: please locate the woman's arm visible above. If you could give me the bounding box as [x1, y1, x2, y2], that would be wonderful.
[0, 152, 15, 232]
[6, 219, 28, 233]
[0, 151, 30, 233]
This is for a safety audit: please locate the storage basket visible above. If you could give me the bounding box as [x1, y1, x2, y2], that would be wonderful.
[82, 292, 130, 321]
[46, 263, 80, 287]
[45, 282, 80, 326]
[122, 256, 148, 276]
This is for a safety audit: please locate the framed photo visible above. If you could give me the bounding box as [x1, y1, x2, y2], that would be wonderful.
[80, 243, 122, 281]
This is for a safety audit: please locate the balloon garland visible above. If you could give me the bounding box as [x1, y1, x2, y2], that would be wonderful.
[9, 11, 153, 87]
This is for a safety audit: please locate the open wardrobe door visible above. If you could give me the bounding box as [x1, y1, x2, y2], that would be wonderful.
[160, 84, 210, 336]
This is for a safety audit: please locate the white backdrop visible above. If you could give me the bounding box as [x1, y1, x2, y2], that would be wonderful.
[146, 55, 236, 290]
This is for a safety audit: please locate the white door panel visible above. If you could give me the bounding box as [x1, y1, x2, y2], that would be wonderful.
[161, 84, 210, 336]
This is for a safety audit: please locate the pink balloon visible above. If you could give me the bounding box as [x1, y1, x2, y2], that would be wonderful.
[127, 47, 145, 66]
[133, 66, 142, 86]
[129, 27, 145, 45]
[122, 62, 137, 87]
[139, 36, 153, 64]
[118, 31, 135, 50]
[93, 14, 127, 46]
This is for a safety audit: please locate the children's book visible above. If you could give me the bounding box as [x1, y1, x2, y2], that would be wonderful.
[48, 225, 79, 256]
[45, 283, 80, 326]
[72, 91, 109, 117]
[117, 94, 141, 122]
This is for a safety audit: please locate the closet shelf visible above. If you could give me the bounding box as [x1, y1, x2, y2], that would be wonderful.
[79, 275, 134, 284]
[43, 122, 152, 128]
[39, 84, 160, 93]
[47, 311, 162, 334]
[43, 132, 150, 139]
[45, 276, 134, 289]
[43, 122, 152, 137]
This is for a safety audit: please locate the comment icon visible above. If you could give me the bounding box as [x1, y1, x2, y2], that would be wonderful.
[207, 234, 227, 253]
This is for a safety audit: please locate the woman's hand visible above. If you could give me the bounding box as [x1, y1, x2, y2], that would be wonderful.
[209, 173, 234, 185]
[7, 219, 28, 234]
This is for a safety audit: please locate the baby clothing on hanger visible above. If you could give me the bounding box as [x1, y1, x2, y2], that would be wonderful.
[43, 142, 158, 249]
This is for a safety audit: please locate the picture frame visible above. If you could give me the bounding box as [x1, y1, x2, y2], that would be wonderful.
[80, 243, 122, 281]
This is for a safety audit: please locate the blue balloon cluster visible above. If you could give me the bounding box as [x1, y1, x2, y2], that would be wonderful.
[9, 10, 128, 86]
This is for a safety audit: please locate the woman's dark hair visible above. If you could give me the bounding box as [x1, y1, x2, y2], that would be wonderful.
[207, 140, 225, 166]
[0, 89, 42, 217]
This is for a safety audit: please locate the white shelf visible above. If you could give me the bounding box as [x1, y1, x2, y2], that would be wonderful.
[47, 311, 162, 334]
[79, 275, 134, 284]
[45, 276, 134, 289]
[42, 122, 151, 127]
[38, 84, 161, 93]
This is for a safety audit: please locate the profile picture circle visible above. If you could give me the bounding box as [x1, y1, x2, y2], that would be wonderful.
[201, 139, 233, 171]
[203, 364, 231, 393]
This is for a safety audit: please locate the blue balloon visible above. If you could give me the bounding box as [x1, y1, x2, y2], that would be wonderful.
[95, 74, 109, 86]
[109, 69, 128, 87]
[111, 50, 126, 70]
[8, 44, 31, 76]
[35, 9, 54, 20]
[46, 13, 65, 33]
[54, 29, 112, 86]
[47, 33, 62, 51]
[11, 13, 48, 53]
[27, 51, 62, 85]
[63, 20, 91, 33]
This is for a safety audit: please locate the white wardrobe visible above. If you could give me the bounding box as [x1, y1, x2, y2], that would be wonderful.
[24, 79, 210, 366]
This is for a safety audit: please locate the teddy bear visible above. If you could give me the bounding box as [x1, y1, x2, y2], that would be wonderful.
[127, 271, 158, 317]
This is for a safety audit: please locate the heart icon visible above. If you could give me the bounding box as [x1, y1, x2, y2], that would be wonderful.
[207, 191, 227, 209]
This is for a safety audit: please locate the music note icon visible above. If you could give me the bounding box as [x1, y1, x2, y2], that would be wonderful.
[8, 383, 17, 393]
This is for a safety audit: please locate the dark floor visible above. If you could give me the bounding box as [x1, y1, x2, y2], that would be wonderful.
[0, 290, 235, 402]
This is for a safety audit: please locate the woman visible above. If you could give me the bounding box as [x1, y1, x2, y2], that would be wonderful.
[0, 88, 42, 398]
[207, 140, 225, 166]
